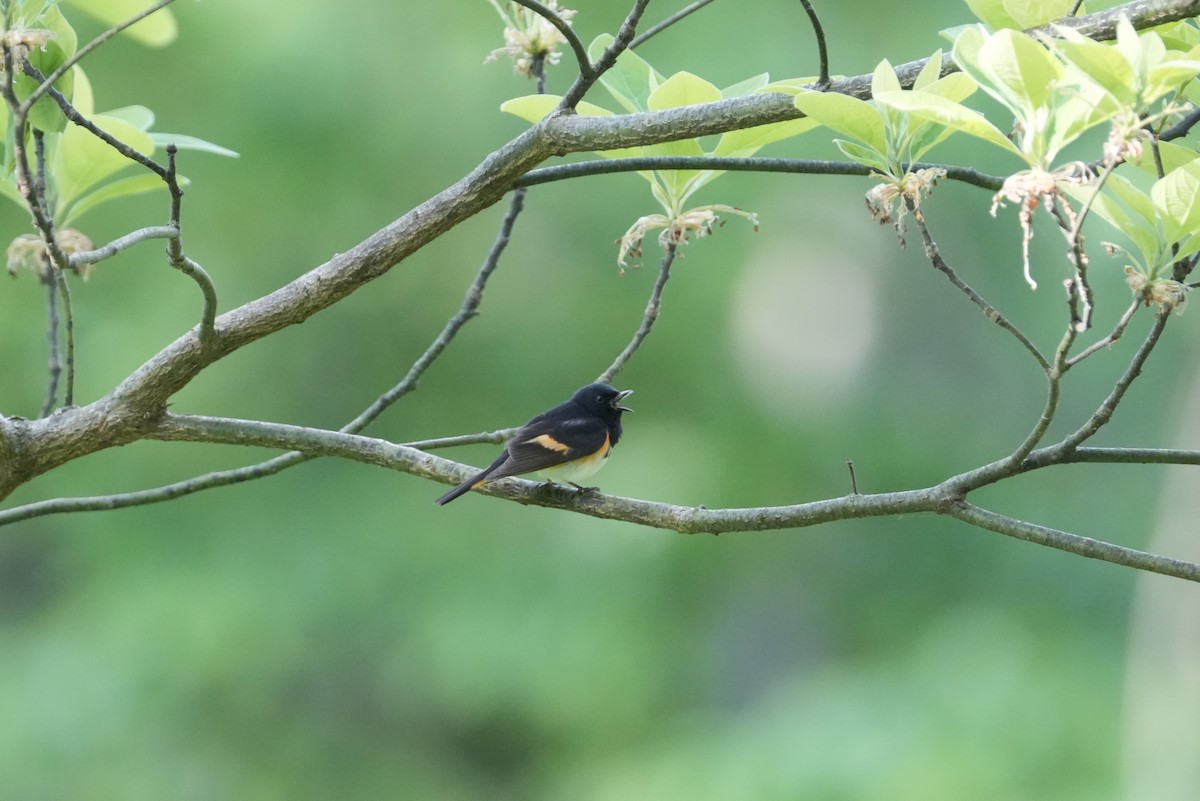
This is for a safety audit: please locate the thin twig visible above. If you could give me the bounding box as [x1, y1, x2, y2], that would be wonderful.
[162, 146, 217, 344]
[69, 226, 179, 267]
[515, 157, 1006, 192]
[943, 499, 1200, 581]
[910, 202, 1049, 371]
[1060, 308, 1171, 451]
[349, 187, 527, 432]
[560, 0, 651, 109]
[39, 276, 60, 418]
[797, 0, 830, 89]
[598, 243, 676, 384]
[18, 0, 178, 117]
[1159, 107, 1200, 142]
[1066, 299, 1140, 368]
[23, 64, 167, 179]
[629, 0, 718, 49]
[1, 155, 532, 519]
[0, 54, 547, 517]
[55, 267, 75, 407]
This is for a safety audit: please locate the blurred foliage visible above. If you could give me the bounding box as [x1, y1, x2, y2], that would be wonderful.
[0, 1, 1191, 799]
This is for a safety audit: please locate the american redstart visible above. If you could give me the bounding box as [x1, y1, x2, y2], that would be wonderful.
[436, 382, 633, 505]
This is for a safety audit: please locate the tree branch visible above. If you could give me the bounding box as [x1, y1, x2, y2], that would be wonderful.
[133, 413, 1200, 582]
[515, 157, 1006, 192]
[628, 0, 718, 49]
[598, 243, 676, 384]
[797, 0, 830, 89]
[942, 500, 1200, 581]
[18, 0, 179, 118]
[3, 0, 1196, 504]
[911, 202, 1049, 371]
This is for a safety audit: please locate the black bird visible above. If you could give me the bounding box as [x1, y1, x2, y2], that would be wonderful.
[436, 383, 633, 505]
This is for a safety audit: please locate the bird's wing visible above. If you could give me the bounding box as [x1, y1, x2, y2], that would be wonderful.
[491, 416, 609, 479]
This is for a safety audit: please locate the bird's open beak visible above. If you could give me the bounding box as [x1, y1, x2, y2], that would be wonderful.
[615, 389, 634, 413]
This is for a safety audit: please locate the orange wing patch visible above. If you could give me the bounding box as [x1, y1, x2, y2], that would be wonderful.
[526, 433, 572, 454]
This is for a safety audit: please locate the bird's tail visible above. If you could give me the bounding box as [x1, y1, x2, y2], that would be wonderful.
[435, 453, 507, 505]
[435, 474, 484, 505]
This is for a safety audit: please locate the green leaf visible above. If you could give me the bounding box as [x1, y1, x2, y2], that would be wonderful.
[761, 76, 820, 96]
[16, 4, 76, 133]
[871, 60, 902, 96]
[924, 72, 977, 103]
[1062, 180, 1159, 268]
[647, 72, 722, 110]
[53, 112, 154, 216]
[963, 0, 1020, 29]
[643, 136, 705, 209]
[1001, 0, 1076, 28]
[1051, 27, 1136, 105]
[1126, 140, 1196, 176]
[793, 90, 886, 153]
[874, 89, 1022, 158]
[1104, 172, 1157, 230]
[499, 94, 612, 122]
[914, 51, 944, 91]
[833, 139, 889, 173]
[148, 132, 239, 159]
[906, 119, 959, 162]
[60, 173, 174, 226]
[1151, 157, 1200, 243]
[589, 33, 662, 113]
[977, 28, 1063, 111]
[713, 118, 817, 158]
[720, 73, 769, 99]
[61, 0, 178, 47]
[104, 105, 155, 131]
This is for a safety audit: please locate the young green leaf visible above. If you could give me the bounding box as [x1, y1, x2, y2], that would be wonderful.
[61, 0, 178, 47]
[1001, 0, 1077, 28]
[499, 94, 613, 122]
[874, 89, 1022, 158]
[53, 113, 154, 217]
[833, 139, 889, 173]
[713, 118, 817, 158]
[588, 33, 662, 113]
[720, 73, 769, 99]
[871, 60, 902, 96]
[1151, 157, 1200, 244]
[1062, 180, 1159, 268]
[149, 133, 239, 159]
[60, 173, 174, 226]
[647, 72, 722, 110]
[913, 50, 946, 91]
[963, 0, 1020, 30]
[793, 91, 886, 154]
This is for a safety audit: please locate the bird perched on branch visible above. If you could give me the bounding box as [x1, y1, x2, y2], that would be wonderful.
[436, 382, 634, 505]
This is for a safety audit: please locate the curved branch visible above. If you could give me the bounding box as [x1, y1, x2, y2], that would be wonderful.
[911, 202, 1048, 371]
[516, 157, 1006, 191]
[942, 500, 1200, 581]
[628, 0, 717, 49]
[133, 413, 1199, 582]
[797, 0, 830, 89]
[5, 0, 1195, 497]
[18, 0, 178, 117]
[598, 242, 676, 384]
[559, 0, 650, 109]
[69, 226, 179, 267]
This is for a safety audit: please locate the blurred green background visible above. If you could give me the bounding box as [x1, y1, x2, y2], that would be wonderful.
[1, 1, 1197, 798]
